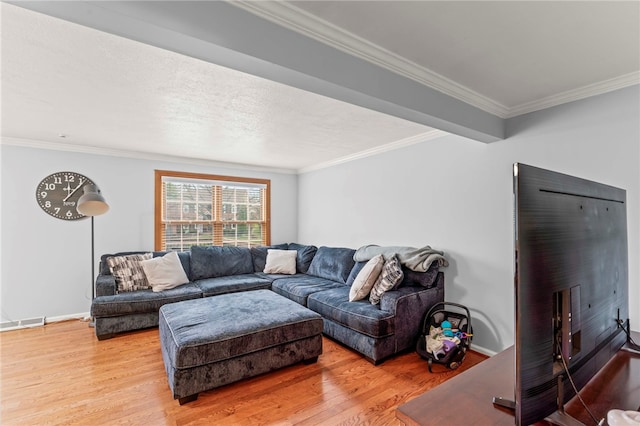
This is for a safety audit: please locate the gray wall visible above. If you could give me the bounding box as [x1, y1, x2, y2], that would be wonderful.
[298, 86, 639, 354]
[0, 147, 298, 322]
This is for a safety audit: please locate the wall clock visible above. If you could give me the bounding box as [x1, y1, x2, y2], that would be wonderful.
[36, 171, 96, 220]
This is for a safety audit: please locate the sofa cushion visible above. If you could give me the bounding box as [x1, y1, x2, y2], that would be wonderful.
[141, 251, 190, 292]
[306, 246, 355, 284]
[287, 243, 318, 273]
[307, 287, 395, 338]
[271, 275, 345, 306]
[91, 283, 202, 317]
[346, 261, 366, 287]
[250, 243, 289, 272]
[194, 274, 272, 297]
[190, 245, 253, 280]
[369, 254, 404, 304]
[263, 249, 297, 274]
[349, 255, 384, 302]
[107, 253, 153, 292]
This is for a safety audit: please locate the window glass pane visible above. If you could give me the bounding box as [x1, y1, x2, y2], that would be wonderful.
[182, 184, 196, 202]
[248, 189, 261, 204]
[182, 203, 196, 220]
[236, 223, 248, 241]
[248, 205, 261, 221]
[165, 183, 181, 201]
[223, 223, 236, 240]
[236, 205, 247, 221]
[165, 202, 181, 221]
[198, 203, 212, 220]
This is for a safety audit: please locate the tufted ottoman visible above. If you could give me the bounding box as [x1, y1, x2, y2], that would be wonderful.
[159, 289, 323, 404]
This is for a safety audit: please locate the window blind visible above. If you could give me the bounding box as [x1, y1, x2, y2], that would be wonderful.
[155, 170, 270, 251]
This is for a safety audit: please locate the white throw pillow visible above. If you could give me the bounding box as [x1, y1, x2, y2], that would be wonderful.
[141, 251, 189, 292]
[264, 249, 297, 274]
[349, 254, 384, 301]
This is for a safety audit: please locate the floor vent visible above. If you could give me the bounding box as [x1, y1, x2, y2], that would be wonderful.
[0, 316, 45, 332]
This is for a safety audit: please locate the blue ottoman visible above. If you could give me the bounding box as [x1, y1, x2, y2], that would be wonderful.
[159, 290, 323, 404]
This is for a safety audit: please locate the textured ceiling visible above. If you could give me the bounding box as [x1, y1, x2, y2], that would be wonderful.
[2, 1, 638, 172]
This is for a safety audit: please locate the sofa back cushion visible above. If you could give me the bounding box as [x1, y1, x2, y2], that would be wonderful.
[288, 243, 318, 273]
[191, 245, 254, 280]
[401, 263, 440, 288]
[307, 246, 355, 284]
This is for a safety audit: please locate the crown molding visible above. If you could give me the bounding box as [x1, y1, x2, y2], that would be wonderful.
[231, 1, 511, 119]
[298, 129, 448, 174]
[506, 71, 640, 118]
[232, 1, 640, 120]
[0, 137, 298, 175]
[3, 131, 449, 176]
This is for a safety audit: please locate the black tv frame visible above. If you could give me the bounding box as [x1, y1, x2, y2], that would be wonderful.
[509, 163, 629, 425]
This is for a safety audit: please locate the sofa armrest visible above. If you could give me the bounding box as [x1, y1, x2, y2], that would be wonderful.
[95, 274, 117, 297]
[380, 272, 445, 352]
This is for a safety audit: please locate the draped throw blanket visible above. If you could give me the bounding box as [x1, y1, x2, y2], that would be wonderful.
[354, 245, 449, 272]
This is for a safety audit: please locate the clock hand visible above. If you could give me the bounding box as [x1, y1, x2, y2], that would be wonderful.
[63, 178, 85, 202]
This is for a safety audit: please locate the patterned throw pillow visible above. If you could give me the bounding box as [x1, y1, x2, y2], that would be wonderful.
[107, 253, 153, 292]
[369, 254, 404, 305]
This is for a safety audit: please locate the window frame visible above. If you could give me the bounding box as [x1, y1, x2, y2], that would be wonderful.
[154, 170, 271, 251]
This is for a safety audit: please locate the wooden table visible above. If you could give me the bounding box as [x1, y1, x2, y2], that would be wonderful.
[397, 332, 640, 425]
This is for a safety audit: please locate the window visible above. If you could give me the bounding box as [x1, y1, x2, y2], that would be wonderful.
[155, 170, 270, 251]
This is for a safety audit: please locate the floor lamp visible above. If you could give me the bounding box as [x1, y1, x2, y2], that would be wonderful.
[77, 184, 109, 326]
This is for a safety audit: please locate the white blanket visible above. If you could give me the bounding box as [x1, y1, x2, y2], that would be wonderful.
[354, 245, 448, 272]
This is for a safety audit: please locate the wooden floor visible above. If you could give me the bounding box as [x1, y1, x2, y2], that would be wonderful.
[1, 320, 487, 425]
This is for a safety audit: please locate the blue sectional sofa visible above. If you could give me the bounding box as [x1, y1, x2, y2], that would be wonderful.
[91, 243, 445, 364]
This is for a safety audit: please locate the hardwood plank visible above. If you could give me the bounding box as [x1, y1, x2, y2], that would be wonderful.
[0, 319, 487, 425]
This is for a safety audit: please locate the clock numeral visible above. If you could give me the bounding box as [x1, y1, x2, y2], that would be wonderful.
[66, 210, 73, 217]
[40, 191, 47, 198]
[54, 176, 62, 184]
[45, 201, 51, 208]
[45, 183, 56, 190]
[65, 175, 75, 183]
[54, 207, 60, 214]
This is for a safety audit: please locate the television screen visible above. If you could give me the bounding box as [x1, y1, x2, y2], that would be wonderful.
[512, 163, 628, 425]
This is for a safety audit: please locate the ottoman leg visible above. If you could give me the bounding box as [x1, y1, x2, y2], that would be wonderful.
[303, 356, 318, 365]
[178, 393, 199, 405]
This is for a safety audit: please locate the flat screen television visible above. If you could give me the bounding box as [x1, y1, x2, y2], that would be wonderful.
[508, 163, 629, 425]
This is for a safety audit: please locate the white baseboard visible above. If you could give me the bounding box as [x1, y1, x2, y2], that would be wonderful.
[45, 312, 90, 324]
[0, 312, 91, 332]
[470, 344, 498, 357]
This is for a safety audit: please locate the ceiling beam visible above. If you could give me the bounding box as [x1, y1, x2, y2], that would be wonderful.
[11, 1, 505, 143]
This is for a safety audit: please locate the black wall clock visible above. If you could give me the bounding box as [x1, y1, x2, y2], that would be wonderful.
[36, 171, 96, 220]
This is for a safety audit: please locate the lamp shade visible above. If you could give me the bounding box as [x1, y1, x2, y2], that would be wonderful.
[77, 184, 109, 216]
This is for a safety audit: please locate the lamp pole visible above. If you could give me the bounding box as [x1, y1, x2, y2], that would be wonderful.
[77, 184, 109, 327]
